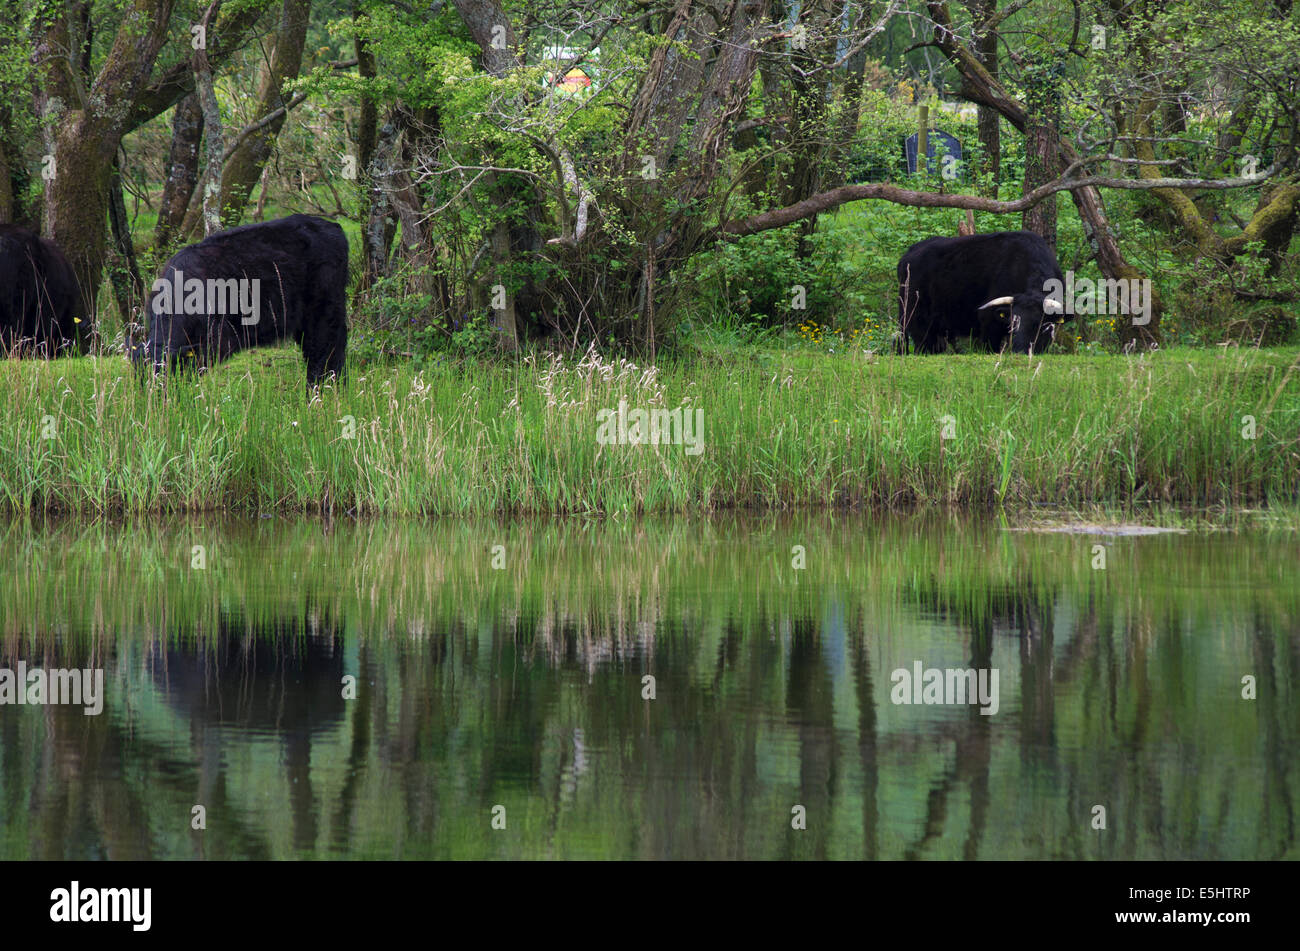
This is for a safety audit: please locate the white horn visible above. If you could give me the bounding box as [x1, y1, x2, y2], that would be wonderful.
[1043, 297, 1064, 314]
[977, 295, 1014, 310]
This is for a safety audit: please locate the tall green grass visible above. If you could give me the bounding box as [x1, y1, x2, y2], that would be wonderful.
[0, 345, 1296, 515]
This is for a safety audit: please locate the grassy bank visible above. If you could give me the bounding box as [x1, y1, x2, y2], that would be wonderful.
[0, 345, 1297, 515]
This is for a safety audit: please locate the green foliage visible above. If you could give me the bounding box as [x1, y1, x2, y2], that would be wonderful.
[19, 0, 1300, 355]
[449, 312, 504, 356]
[350, 268, 437, 362]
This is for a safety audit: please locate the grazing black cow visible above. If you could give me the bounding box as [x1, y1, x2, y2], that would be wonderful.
[135, 214, 348, 384]
[0, 224, 83, 356]
[897, 230, 1068, 354]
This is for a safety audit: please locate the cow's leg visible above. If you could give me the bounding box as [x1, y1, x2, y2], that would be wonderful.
[323, 326, 347, 381]
[914, 330, 940, 354]
[303, 304, 347, 386]
[305, 346, 334, 387]
[324, 294, 348, 382]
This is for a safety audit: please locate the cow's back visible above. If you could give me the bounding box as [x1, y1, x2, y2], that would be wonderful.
[165, 215, 346, 281]
[160, 215, 347, 343]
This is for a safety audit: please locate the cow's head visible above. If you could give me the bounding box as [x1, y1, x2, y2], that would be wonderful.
[133, 283, 212, 375]
[977, 293, 1066, 353]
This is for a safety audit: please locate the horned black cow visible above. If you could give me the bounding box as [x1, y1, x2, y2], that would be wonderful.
[0, 224, 84, 357]
[135, 214, 348, 384]
[897, 230, 1068, 354]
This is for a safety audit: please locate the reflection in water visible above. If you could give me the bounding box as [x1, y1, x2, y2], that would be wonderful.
[899, 583, 1051, 861]
[0, 516, 1296, 860]
[151, 612, 346, 854]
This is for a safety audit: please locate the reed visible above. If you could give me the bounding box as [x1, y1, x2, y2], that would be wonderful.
[0, 345, 1296, 515]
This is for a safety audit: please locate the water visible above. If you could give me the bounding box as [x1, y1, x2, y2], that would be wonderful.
[0, 515, 1295, 860]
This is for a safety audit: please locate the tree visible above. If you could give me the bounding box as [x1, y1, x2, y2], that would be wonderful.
[1106, 0, 1300, 269]
[27, 0, 271, 348]
[11, 0, 1290, 354]
[216, 0, 311, 228]
[35, 0, 179, 348]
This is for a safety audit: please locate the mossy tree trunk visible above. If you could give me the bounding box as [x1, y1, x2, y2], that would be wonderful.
[1022, 59, 1060, 253]
[35, 0, 178, 351]
[216, 0, 311, 228]
[32, 0, 272, 346]
[966, 0, 1000, 195]
[155, 92, 205, 254]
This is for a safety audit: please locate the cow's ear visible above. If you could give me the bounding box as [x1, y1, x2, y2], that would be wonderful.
[977, 295, 1014, 311]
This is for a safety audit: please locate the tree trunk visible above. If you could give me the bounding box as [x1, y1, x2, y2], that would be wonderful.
[452, 0, 552, 344]
[107, 155, 144, 326]
[353, 2, 380, 288]
[194, 52, 225, 237]
[155, 92, 204, 253]
[36, 0, 178, 347]
[217, 0, 311, 227]
[977, 104, 1000, 195]
[44, 118, 112, 350]
[1217, 96, 1256, 171]
[489, 221, 519, 350]
[354, 2, 377, 176]
[362, 110, 403, 284]
[967, 0, 1000, 194]
[1022, 62, 1060, 252]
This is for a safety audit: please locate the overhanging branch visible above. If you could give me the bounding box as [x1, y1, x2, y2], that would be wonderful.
[721, 170, 1280, 237]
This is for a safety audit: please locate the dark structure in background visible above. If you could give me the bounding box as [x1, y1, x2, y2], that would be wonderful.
[903, 129, 965, 180]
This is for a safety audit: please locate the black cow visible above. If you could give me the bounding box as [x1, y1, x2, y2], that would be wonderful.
[135, 214, 348, 384]
[0, 224, 83, 357]
[897, 230, 1068, 354]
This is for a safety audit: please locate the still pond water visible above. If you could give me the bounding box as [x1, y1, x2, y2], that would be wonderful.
[0, 515, 1295, 860]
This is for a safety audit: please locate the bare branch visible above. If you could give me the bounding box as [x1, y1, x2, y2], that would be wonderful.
[220, 91, 309, 161]
[722, 169, 1281, 237]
